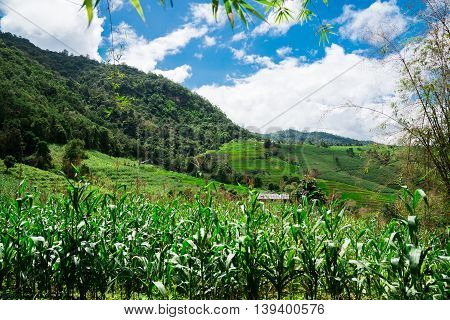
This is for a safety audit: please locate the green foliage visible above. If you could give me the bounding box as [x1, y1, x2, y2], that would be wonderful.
[63, 139, 87, 178]
[0, 32, 252, 170]
[285, 177, 326, 203]
[3, 155, 16, 172]
[64, 139, 86, 163]
[28, 141, 53, 170]
[219, 141, 398, 207]
[0, 183, 447, 299]
[80, 1, 334, 43]
[265, 129, 372, 146]
[346, 147, 355, 157]
[0, 146, 247, 198]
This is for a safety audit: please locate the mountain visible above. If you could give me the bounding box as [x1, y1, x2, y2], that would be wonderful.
[0, 32, 252, 172]
[264, 129, 372, 146]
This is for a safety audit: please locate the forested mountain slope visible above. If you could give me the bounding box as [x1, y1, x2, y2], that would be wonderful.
[0, 32, 251, 171]
[265, 129, 372, 146]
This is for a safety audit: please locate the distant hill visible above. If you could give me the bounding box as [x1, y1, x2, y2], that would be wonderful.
[217, 140, 398, 207]
[0, 32, 252, 172]
[264, 129, 372, 146]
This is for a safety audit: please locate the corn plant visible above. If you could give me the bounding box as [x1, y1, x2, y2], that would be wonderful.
[0, 179, 447, 300]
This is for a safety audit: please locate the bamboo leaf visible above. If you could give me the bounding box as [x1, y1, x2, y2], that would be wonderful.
[83, 0, 94, 25]
[130, 0, 146, 22]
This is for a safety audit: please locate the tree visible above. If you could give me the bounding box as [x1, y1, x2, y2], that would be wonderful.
[346, 0, 449, 195]
[286, 177, 326, 203]
[3, 155, 16, 172]
[386, 0, 449, 194]
[268, 182, 279, 191]
[263, 139, 272, 149]
[253, 175, 263, 188]
[31, 141, 53, 170]
[63, 139, 87, 178]
[346, 147, 355, 158]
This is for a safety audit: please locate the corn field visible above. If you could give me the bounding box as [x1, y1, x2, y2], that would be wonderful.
[0, 179, 448, 300]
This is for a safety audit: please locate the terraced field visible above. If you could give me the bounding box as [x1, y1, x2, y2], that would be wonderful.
[0, 146, 247, 197]
[0, 160, 67, 197]
[0, 142, 399, 207]
[218, 140, 399, 206]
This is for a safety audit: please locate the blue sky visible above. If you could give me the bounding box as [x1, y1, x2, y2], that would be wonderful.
[0, 0, 425, 140]
[96, 0, 422, 87]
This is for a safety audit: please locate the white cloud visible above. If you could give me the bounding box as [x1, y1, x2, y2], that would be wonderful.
[0, 0, 104, 60]
[194, 52, 203, 59]
[276, 46, 293, 58]
[336, 0, 409, 45]
[252, 0, 300, 37]
[231, 48, 275, 68]
[155, 65, 192, 83]
[231, 48, 245, 60]
[113, 22, 206, 77]
[189, 3, 227, 27]
[110, 0, 124, 12]
[231, 31, 247, 42]
[196, 44, 399, 141]
[203, 35, 216, 47]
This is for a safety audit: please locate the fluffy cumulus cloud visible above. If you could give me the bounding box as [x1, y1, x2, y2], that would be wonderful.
[203, 35, 217, 47]
[110, 0, 124, 12]
[231, 48, 275, 68]
[189, 2, 227, 27]
[155, 65, 193, 83]
[0, 0, 104, 60]
[196, 44, 399, 140]
[336, 0, 409, 45]
[113, 22, 207, 82]
[111, 3, 227, 82]
[276, 46, 293, 58]
[252, 0, 301, 37]
[231, 31, 247, 42]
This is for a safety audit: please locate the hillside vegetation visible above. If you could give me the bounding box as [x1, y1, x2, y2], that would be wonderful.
[0, 31, 403, 208]
[1, 140, 397, 208]
[0, 146, 247, 199]
[215, 141, 399, 206]
[0, 32, 251, 171]
[265, 129, 372, 146]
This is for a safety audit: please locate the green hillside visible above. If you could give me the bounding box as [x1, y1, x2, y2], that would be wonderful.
[0, 32, 400, 208]
[0, 145, 247, 198]
[0, 32, 252, 171]
[265, 128, 372, 146]
[217, 140, 399, 206]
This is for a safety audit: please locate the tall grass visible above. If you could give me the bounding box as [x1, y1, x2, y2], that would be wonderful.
[0, 179, 448, 299]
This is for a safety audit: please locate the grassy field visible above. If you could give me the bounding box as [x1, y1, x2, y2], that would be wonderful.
[0, 146, 247, 198]
[0, 141, 398, 208]
[218, 140, 399, 206]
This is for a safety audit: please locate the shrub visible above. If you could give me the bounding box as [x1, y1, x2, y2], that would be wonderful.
[3, 155, 16, 172]
[63, 139, 87, 178]
[32, 141, 53, 170]
[286, 177, 326, 203]
[267, 182, 279, 191]
[263, 139, 272, 149]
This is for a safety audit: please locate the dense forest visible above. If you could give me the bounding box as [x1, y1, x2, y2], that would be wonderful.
[265, 129, 371, 146]
[0, 32, 252, 172]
